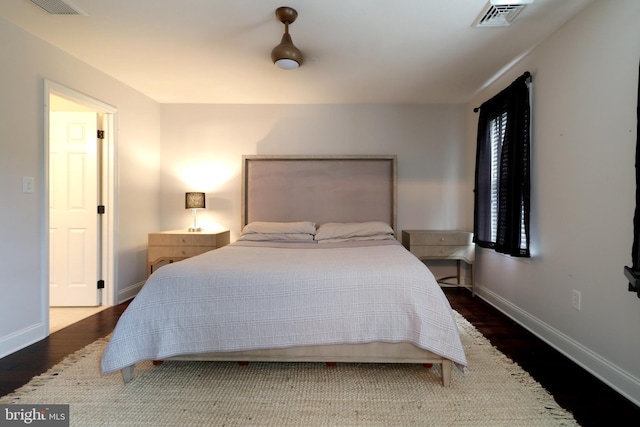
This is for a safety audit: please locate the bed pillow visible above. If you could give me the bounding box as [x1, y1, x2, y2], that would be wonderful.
[315, 221, 395, 243]
[315, 234, 397, 244]
[238, 221, 317, 242]
[241, 221, 316, 235]
[237, 233, 315, 242]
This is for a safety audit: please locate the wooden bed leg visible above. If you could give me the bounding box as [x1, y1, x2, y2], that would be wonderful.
[122, 365, 134, 383]
[422, 363, 433, 369]
[152, 360, 164, 365]
[326, 362, 337, 367]
[238, 361, 249, 366]
[441, 360, 452, 387]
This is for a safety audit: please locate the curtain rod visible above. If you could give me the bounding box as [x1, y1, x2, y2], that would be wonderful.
[473, 71, 531, 113]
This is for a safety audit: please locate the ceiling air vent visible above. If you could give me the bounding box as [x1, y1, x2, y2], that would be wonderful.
[29, 0, 87, 15]
[473, 0, 534, 27]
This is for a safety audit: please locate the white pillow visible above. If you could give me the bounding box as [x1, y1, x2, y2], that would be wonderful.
[316, 234, 396, 244]
[237, 233, 315, 242]
[241, 221, 316, 235]
[315, 221, 394, 242]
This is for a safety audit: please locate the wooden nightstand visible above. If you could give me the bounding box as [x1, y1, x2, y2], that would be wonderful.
[402, 230, 475, 296]
[147, 229, 230, 276]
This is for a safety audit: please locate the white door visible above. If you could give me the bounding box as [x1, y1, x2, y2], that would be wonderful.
[49, 112, 100, 306]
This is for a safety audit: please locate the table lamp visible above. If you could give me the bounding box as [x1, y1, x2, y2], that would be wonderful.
[185, 192, 205, 232]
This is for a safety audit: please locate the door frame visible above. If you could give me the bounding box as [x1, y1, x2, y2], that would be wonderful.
[42, 80, 118, 328]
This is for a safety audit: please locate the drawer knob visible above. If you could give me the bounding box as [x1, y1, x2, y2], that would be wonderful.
[441, 237, 445, 242]
[440, 249, 445, 253]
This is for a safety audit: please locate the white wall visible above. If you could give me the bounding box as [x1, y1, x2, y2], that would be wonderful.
[159, 104, 468, 242]
[466, 0, 640, 404]
[0, 18, 161, 357]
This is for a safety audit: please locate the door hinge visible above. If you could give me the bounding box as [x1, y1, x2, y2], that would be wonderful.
[98, 205, 105, 214]
[97, 280, 105, 289]
[97, 130, 105, 139]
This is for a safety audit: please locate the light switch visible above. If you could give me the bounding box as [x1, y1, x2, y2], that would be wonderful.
[22, 176, 34, 193]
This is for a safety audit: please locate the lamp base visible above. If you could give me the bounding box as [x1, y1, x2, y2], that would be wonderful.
[188, 227, 203, 232]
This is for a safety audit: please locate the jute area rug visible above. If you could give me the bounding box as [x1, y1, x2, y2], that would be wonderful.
[1, 313, 579, 426]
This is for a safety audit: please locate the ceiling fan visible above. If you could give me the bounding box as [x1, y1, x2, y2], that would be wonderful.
[271, 6, 304, 70]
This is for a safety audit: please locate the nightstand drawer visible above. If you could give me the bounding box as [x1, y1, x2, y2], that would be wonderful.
[148, 233, 223, 247]
[409, 245, 474, 260]
[404, 231, 472, 246]
[148, 246, 212, 260]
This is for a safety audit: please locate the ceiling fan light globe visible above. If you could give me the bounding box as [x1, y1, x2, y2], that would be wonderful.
[275, 58, 300, 70]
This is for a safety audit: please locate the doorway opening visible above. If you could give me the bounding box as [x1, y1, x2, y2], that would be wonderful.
[44, 80, 117, 333]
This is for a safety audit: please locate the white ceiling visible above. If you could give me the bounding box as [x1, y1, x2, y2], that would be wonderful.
[0, 0, 593, 104]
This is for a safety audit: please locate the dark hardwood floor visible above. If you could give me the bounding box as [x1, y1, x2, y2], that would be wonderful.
[0, 302, 130, 399]
[1, 288, 638, 426]
[446, 288, 640, 426]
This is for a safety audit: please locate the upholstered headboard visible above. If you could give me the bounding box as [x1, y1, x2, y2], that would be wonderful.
[241, 155, 397, 233]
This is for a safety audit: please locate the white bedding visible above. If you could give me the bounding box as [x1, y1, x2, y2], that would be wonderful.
[101, 240, 467, 374]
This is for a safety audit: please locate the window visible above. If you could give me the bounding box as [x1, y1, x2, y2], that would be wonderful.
[474, 72, 531, 257]
[488, 111, 506, 244]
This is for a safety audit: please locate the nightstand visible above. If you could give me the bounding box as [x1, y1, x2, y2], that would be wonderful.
[402, 230, 475, 296]
[147, 229, 230, 276]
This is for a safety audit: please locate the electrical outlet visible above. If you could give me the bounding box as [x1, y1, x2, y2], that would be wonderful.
[22, 176, 34, 193]
[572, 290, 581, 311]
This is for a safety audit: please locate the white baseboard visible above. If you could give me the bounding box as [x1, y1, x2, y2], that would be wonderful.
[116, 280, 145, 304]
[0, 281, 145, 360]
[476, 285, 640, 407]
[0, 322, 47, 360]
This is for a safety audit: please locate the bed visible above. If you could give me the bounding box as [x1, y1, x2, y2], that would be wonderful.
[101, 155, 467, 386]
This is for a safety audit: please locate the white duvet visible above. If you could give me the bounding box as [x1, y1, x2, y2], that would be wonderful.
[101, 240, 467, 374]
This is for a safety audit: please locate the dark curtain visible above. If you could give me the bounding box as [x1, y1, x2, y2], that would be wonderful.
[474, 72, 531, 257]
[629, 62, 640, 297]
